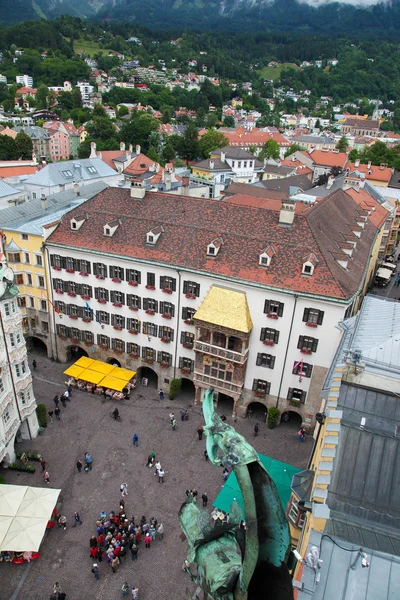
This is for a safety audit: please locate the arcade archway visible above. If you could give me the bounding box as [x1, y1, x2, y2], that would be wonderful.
[66, 345, 88, 362]
[280, 410, 302, 429]
[246, 401, 268, 421]
[107, 357, 121, 367]
[136, 366, 158, 388]
[26, 336, 48, 355]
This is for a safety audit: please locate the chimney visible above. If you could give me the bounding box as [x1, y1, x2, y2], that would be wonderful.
[73, 182, 81, 197]
[156, 163, 160, 173]
[326, 175, 335, 190]
[129, 144, 133, 154]
[130, 178, 146, 199]
[209, 160, 214, 169]
[40, 194, 47, 210]
[120, 142, 126, 152]
[136, 144, 141, 155]
[279, 199, 296, 226]
[182, 176, 190, 195]
[355, 158, 360, 168]
[220, 151, 226, 163]
[89, 141, 97, 159]
[165, 172, 172, 191]
[367, 161, 372, 169]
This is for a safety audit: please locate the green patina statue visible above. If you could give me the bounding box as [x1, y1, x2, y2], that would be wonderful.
[178, 388, 294, 600]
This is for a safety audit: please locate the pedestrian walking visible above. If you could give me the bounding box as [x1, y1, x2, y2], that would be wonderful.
[122, 582, 130, 597]
[121, 482, 128, 497]
[298, 428, 306, 443]
[32, 359, 37, 371]
[111, 556, 119, 573]
[169, 412, 174, 424]
[223, 468, 229, 482]
[144, 533, 151, 548]
[91, 564, 100, 580]
[154, 461, 161, 476]
[130, 544, 138, 561]
[43, 470, 50, 484]
[60, 394, 67, 408]
[53, 582, 62, 595]
[149, 524, 156, 541]
[192, 489, 198, 501]
[47, 410, 54, 423]
[157, 523, 164, 540]
[53, 395, 60, 408]
[172, 418, 177, 430]
[55, 407, 61, 421]
[202, 493, 208, 507]
[85, 452, 93, 471]
[40, 458, 46, 472]
[72, 511, 82, 527]
[180, 409, 185, 421]
[132, 587, 139, 600]
[76, 459, 83, 473]
[132, 433, 139, 447]
[204, 450, 209, 461]
[254, 423, 260, 437]
[67, 385, 72, 397]
[58, 515, 67, 531]
[158, 468, 165, 483]
[159, 389, 164, 401]
[197, 426, 203, 440]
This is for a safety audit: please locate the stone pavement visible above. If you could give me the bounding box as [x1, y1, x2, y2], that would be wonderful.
[1, 353, 310, 600]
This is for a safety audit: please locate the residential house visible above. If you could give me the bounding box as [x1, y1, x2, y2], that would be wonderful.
[43, 186, 382, 427]
[341, 117, 380, 136]
[309, 149, 348, 183]
[16, 75, 33, 87]
[346, 160, 392, 187]
[43, 121, 80, 159]
[0, 180, 27, 209]
[292, 295, 400, 599]
[198, 128, 291, 158]
[291, 135, 336, 152]
[14, 126, 50, 161]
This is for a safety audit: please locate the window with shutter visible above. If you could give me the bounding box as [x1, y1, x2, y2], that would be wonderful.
[126, 269, 141, 284]
[288, 388, 306, 403]
[293, 361, 313, 378]
[252, 379, 271, 395]
[127, 295, 141, 309]
[183, 281, 200, 296]
[256, 353, 275, 368]
[303, 308, 324, 326]
[147, 273, 155, 287]
[264, 300, 284, 317]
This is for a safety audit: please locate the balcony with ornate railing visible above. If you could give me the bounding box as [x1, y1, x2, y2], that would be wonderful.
[193, 371, 243, 394]
[194, 340, 248, 364]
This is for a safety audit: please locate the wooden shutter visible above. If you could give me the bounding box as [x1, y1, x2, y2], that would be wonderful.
[157, 351, 162, 363]
[170, 329, 174, 342]
[111, 315, 116, 326]
[301, 391, 307, 404]
[270, 356, 276, 369]
[252, 379, 258, 391]
[312, 338, 318, 353]
[179, 357, 183, 368]
[95, 310, 100, 323]
[266, 382, 271, 395]
[171, 304, 175, 317]
[287, 388, 293, 400]
[172, 278, 177, 291]
[93, 263, 98, 275]
[143, 298, 149, 310]
[256, 353, 262, 366]
[264, 299, 270, 314]
[181, 332, 185, 344]
[190, 359, 194, 372]
[94, 288, 99, 299]
[260, 328, 266, 341]
[160, 276, 165, 289]
[303, 308, 310, 322]
[195, 283, 200, 296]
[317, 311, 324, 325]
[183, 281, 188, 294]
[297, 336, 304, 349]
[159, 302, 164, 314]
[278, 302, 284, 317]
[159, 327, 163, 338]
[306, 364, 313, 378]
[274, 330, 280, 344]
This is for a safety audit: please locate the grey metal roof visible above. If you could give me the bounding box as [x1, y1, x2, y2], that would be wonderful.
[325, 516, 400, 556]
[298, 529, 400, 600]
[24, 158, 117, 187]
[327, 382, 400, 537]
[0, 179, 24, 198]
[255, 173, 313, 193]
[14, 125, 49, 140]
[1, 181, 108, 234]
[293, 135, 335, 145]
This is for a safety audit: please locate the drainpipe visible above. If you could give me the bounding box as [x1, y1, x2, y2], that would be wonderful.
[276, 294, 298, 409]
[173, 270, 182, 380]
[45, 245, 58, 361]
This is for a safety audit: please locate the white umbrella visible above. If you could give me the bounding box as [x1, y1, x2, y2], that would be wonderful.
[17, 487, 60, 519]
[0, 485, 26, 516]
[0, 516, 47, 552]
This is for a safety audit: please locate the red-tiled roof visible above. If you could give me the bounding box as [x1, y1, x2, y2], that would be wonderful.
[225, 194, 309, 213]
[0, 166, 38, 178]
[98, 151, 123, 171]
[346, 162, 392, 183]
[46, 188, 377, 301]
[345, 187, 389, 228]
[310, 150, 348, 168]
[199, 128, 290, 148]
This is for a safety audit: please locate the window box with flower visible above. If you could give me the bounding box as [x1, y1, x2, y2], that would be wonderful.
[52, 266, 62, 271]
[161, 336, 171, 343]
[183, 342, 193, 349]
[69, 315, 78, 320]
[184, 319, 194, 325]
[160, 361, 169, 368]
[99, 343, 109, 350]
[114, 348, 123, 354]
[129, 353, 139, 359]
[263, 340, 275, 347]
[113, 325, 123, 331]
[300, 348, 312, 355]
[129, 306, 139, 311]
[96, 275, 105, 280]
[112, 302, 123, 308]
[84, 340, 93, 347]
[145, 309, 155, 315]
[71, 338, 79, 344]
[162, 288, 173, 295]
[128, 280, 138, 287]
[181, 367, 191, 375]
[81, 295, 90, 301]
[143, 357, 154, 364]
[162, 313, 172, 319]
[57, 333, 66, 339]
[254, 391, 266, 398]
[65, 268, 75, 274]
[267, 313, 278, 319]
[185, 293, 196, 300]
[145, 285, 155, 290]
[55, 289, 63, 295]
[82, 317, 91, 323]
[67, 291, 76, 297]
[128, 329, 138, 335]
[305, 322, 318, 328]
[97, 299, 107, 305]
[289, 399, 301, 408]
[80, 271, 89, 277]
[112, 278, 121, 283]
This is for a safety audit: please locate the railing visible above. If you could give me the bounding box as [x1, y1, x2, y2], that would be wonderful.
[194, 371, 243, 394]
[194, 340, 248, 364]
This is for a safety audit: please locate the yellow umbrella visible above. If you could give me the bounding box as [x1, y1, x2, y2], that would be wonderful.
[89, 360, 115, 375]
[80, 369, 105, 385]
[74, 357, 95, 368]
[63, 365, 85, 379]
[112, 367, 136, 381]
[100, 375, 127, 392]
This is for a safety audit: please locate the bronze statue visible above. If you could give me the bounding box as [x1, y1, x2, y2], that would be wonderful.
[179, 388, 294, 600]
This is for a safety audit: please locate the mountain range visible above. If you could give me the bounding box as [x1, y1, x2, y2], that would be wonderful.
[1, 0, 400, 33]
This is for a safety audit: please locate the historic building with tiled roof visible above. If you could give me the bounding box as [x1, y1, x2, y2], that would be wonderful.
[42, 185, 383, 426]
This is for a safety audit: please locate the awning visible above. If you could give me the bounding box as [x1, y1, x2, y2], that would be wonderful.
[100, 375, 127, 392]
[213, 455, 300, 516]
[0, 485, 61, 552]
[63, 365, 85, 379]
[74, 356, 95, 368]
[376, 267, 392, 280]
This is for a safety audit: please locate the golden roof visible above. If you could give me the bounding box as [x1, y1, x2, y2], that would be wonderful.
[194, 286, 253, 333]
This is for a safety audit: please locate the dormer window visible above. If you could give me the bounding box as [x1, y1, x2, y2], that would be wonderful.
[146, 225, 164, 246]
[207, 238, 223, 257]
[71, 221, 77, 230]
[302, 252, 318, 276]
[70, 214, 86, 231]
[259, 245, 276, 267]
[104, 220, 120, 238]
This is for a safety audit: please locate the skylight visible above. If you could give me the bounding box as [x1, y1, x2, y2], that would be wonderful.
[62, 170, 73, 178]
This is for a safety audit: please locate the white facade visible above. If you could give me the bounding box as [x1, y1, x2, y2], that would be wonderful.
[76, 81, 94, 102]
[44, 245, 348, 424]
[0, 291, 39, 464]
[16, 74, 33, 87]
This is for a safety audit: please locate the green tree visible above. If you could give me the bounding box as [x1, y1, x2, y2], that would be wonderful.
[15, 131, 33, 159]
[284, 143, 304, 158]
[393, 108, 400, 131]
[259, 139, 280, 161]
[178, 119, 200, 163]
[336, 136, 349, 153]
[162, 139, 176, 163]
[223, 115, 235, 128]
[118, 112, 160, 153]
[204, 113, 218, 129]
[35, 84, 49, 110]
[199, 129, 228, 158]
[118, 105, 129, 118]
[0, 136, 17, 160]
[147, 145, 161, 163]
